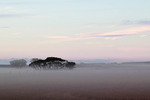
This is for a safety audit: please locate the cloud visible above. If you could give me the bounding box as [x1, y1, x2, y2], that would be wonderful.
[47, 34, 121, 40]
[99, 26, 150, 36]
[0, 26, 9, 28]
[47, 36, 88, 40]
[0, 1, 40, 5]
[47, 26, 150, 40]
[140, 35, 150, 37]
[26, 15, 46, 18]
[0, 7, 24, 18]
[88, 26, 150, 39]
[137, 21, 150, 25]
[103, 37, 122, 40]
[122, 20, 150, 25]
[0, 7, 39, 18]
[47, 36, 72, 39]
[0, 13, 36, 18]
[0, 14, 25, 18]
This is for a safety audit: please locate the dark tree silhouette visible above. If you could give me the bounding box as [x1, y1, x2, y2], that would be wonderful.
[29, 57, 76, 70]
[30, 58, 39, 63]
[45, 57, 66, 62]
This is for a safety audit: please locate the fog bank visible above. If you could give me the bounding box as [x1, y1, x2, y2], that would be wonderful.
[0, 63, 150, 100]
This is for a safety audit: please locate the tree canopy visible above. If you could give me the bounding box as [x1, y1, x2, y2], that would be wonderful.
[10, 59, 27, 67]
[29, 57, 76, 70]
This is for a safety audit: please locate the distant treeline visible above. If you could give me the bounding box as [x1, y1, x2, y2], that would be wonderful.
[122, 61, 150, 64]
[8, 57, 76, 69]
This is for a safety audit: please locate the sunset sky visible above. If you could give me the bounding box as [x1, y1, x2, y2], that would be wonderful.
[0, 0, 150, 60]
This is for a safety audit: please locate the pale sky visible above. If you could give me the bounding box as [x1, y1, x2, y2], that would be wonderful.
[0, 0, 150, 60]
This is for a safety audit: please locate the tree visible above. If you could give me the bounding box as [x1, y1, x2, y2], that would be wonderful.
[66, 62, 76, 69]
[30, 58, 40, 63]
[29, 57, 76, 69]
[10, 59, 27, 67]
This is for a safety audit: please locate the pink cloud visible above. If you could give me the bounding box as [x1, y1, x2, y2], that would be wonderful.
[47, 26, 150, 40]
[47, 36, 82, 40]
[47, 36, 72, 39]
[47, 35, 96, 40]
[85, 26, 150, 39]
[140, 35, 150, 37]
[100, 26, 150, 36]
[104, 37, 122, 40]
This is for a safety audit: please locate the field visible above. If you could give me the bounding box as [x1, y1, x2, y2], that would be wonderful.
[0, 63, 150, 100]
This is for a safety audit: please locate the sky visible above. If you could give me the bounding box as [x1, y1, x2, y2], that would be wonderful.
[0, 0, 150, 60]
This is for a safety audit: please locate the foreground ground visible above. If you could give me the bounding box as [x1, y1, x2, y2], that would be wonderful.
[0, 63, 150, 100]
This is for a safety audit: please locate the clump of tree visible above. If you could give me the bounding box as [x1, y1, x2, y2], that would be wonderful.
[10, 59, 27, 67]
[30, 58, 40, 63]
[29, 57, 76, 70]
